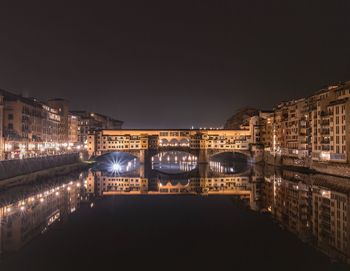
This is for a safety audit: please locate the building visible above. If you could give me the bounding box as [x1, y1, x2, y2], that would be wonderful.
[0, 89, 78, 159]
[0, 89, 63, 158]
[274, 99, 309, 158]
[260, 112, 275, 151]
[68, 113, 79, 144]
[260, 80, 350, 164]
[309, 82, 350, 163]
[47, 98, 70, 143]
[71, 110, 123, 143]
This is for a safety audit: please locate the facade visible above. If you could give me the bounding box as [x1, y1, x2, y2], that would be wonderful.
[260, 112, 274, 150]
[263, 80, 350, 164]
[47, 98, 70, 143]
[68, 113, 79, 144]
[273, 99, 309, 158]
[0, 89, 124, 160]
[0, 89, 85, 159]
[310, 83, 350, 163]
[71, 111, 123, 144]
[87, 129, 256, 161]
[0, 89, 62, 158]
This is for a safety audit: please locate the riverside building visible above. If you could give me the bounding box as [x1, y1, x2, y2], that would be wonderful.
[264, 80, 350, 165]
[71, 110, 123, 144]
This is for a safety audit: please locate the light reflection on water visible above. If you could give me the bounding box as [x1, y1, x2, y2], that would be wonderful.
[151, 151, 197, 173]
[1, 156, 350, 267]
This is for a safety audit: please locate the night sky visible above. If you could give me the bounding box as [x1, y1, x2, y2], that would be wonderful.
[0, 1, 350, 128]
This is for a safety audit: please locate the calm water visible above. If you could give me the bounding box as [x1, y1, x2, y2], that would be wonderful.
[0, 151, 350, 271]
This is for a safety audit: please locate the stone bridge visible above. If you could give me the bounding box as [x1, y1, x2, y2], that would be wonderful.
[87, 129, 264, 163]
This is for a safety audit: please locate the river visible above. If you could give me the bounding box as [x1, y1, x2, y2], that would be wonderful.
[0, 151, 349, 270]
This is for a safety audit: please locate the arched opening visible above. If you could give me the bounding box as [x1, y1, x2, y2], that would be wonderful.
[94, 152, 140, 174]
[179, 138, 190, 147]
[159, 138, 169, 146]
[209, 152, 249, 174]
[169, 138, 180, 146]
[151, 151, 197, 174]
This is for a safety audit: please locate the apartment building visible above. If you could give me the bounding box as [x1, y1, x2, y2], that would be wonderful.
[263, 80, 350, 163]
[310, 82, 350, 163]
[47, 98, 70, 143]
[0, 89, 63, 158]
[71, 110, 123, 143]
[68, 113, 79, 144]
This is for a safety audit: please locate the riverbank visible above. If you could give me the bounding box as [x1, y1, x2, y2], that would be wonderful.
[264, 151, 350, 178]
[0, 161, 92, 190]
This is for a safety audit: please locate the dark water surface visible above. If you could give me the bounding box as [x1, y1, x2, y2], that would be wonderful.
[0, 153, 349, 270]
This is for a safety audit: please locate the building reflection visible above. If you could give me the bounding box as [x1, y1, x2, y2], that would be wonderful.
[151, 151, 197, 173]
[0, 174, 83, 254]
[261, 165, 350, 263]
[85, 162, 263, 211]
[1, 158, 350, 264]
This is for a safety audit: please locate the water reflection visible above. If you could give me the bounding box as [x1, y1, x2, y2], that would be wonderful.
[0, 174, 83, 253]
[1, 155, 350, 265]
[87, 158, 261, 211]
[151, 151, 197, 173]
[95, 152, 140, 174]
[261, 166, 350, 263]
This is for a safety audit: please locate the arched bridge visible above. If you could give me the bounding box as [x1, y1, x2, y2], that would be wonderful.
[87, 129, 264, 163]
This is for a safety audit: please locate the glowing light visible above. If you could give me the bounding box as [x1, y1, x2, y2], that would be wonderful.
[111, 162, 121, 172]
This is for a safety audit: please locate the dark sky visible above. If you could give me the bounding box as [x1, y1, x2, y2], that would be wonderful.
[0, 1, 350, 128]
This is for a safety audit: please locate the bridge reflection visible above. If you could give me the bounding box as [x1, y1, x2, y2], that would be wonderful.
[1, 164, 350, 264]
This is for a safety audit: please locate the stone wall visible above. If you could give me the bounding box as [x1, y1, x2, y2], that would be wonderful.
[0, 153, 81, 180]
[281, 156, 310, 169]
[264, 151, 350, 178]
[310, 161, 350, 178]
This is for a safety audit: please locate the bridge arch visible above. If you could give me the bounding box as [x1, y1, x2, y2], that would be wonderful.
[179, 138, 190, 146]
[95, 150, 141, 161]
[208, 150, 251, 161]
[160, 138, 169, 146]
[94, 151, 142, 172]
[169, 138, 180, 146]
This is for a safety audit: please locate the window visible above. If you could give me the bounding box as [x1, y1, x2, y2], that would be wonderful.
[8, 114, 13, 120]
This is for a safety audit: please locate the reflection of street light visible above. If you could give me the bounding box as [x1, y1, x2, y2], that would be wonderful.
[111, 162, 121, 172]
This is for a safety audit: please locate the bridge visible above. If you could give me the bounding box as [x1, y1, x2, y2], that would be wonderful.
[87, 129, 264, 163]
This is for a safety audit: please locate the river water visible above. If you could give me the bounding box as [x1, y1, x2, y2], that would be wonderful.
[0, 151, 349, 270]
